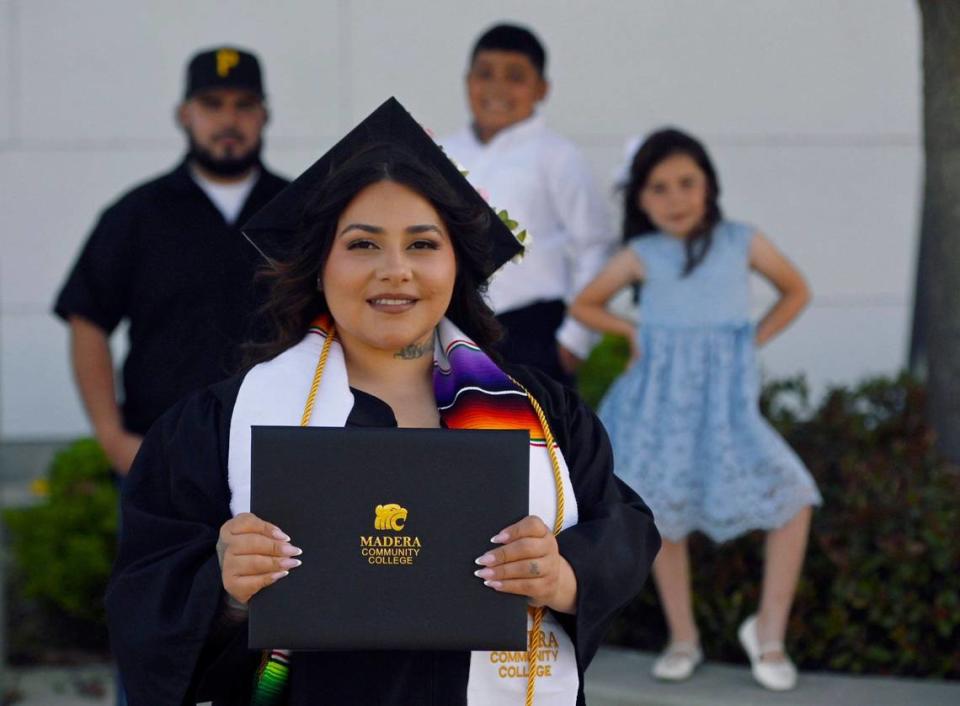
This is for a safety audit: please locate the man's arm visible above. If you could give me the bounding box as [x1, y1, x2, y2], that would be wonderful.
[69, 315, 142, 474]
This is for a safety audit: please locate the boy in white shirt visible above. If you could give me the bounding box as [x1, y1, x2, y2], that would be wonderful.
[442, 23, 616, 384]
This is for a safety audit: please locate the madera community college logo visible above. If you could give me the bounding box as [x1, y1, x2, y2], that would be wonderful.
[374, 503, 407, 531]
[360, 503, 421, 566]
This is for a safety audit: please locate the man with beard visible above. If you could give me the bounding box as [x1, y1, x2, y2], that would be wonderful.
[54, 47, 289, 477]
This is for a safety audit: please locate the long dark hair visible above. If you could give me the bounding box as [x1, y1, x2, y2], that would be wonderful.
[622, 128, 722, 276]
[246, 143, 502, 365]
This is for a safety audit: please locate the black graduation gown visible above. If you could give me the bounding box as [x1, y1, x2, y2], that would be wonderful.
[105, 365, 660, 706]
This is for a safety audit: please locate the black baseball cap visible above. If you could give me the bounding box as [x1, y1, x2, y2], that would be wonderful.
[184, 46, 264, 100]
[242, 97, 523, 280]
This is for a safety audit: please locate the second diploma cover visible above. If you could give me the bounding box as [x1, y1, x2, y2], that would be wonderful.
[249, 425, 530, 651]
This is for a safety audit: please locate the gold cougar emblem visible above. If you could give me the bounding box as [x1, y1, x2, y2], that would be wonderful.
[374, 503, 408, 531]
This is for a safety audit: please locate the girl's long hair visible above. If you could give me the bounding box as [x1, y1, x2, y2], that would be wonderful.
[245, 143, 502, 367]
[622, 128, 723, 276]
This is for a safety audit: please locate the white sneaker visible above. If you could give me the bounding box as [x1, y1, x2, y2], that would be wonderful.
[651, 642, 703, 681]
[737, 614, 798, 691]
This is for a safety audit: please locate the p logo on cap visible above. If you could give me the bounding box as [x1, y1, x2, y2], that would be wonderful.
[216, 49, 240, 77]
[184, 46, 264, 99]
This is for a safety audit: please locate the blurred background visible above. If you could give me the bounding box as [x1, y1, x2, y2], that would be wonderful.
[5, 1, 958, 704]
[0, 0, 919, 441]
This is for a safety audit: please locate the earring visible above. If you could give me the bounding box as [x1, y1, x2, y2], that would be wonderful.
[316, 274, 323, 292]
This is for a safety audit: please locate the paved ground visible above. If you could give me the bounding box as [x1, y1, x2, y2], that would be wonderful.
[2, 664, 114, 705]
[585, 647, 960, 706]
[4, 648, 960, 705]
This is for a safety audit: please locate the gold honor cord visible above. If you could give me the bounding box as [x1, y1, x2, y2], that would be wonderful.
[510, 378, 566, 706]
[300, 327, 335, 426]
[300, 323, 566, 705]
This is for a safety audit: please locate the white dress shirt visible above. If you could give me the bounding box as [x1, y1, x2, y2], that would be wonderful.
[441, 114, 615, 359]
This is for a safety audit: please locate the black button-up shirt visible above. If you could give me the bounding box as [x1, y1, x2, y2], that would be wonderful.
[54, 159, 289, 434]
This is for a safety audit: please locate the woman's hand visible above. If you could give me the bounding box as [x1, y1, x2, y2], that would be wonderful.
[217, 512, 303, 606]
[474, 515, 578, 614]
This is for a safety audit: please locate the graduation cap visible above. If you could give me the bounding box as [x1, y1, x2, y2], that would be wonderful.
[242, 97, 523, 280]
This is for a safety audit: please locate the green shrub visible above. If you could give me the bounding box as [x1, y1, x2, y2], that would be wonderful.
[4, 438, 117, 627]
[577, 333, 631, 409]
[591, 364, 960, 678]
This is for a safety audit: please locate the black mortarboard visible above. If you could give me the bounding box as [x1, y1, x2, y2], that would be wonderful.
[241, 97, 523, 280]
[185, 47, 264, 99]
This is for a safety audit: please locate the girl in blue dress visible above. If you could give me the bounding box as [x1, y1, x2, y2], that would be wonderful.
[571, 129, 821, 691]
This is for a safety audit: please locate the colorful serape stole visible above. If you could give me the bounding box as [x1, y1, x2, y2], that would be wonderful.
[433, 323, 567, 706]
[250, 650, 289, 706]
[433, 335, 545, 441]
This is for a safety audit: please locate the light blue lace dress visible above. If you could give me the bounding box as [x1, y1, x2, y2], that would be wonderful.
[598, 221, 821, 542]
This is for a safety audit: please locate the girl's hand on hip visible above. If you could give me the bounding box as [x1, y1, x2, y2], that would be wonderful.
[217, 512, 302, 606]
[475, 515, 578, 614]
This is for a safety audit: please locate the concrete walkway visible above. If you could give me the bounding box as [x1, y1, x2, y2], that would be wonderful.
[2, 664, 114, 705]
[4, 648, 960, 705]
[585, 647, 960, 706]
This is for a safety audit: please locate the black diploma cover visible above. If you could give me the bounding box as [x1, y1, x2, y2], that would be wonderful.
[249, 426, 530, 651]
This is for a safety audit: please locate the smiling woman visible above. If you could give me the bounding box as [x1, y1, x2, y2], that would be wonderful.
[247, 148, 499, 430]
[104, 99, 659, 706]
[247, 138, 503, 370]
[326, 182, 457, 363]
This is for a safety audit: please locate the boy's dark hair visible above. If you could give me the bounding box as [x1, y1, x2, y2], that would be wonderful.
[470, 23, 547, 76]
[622, 128, 723, 276]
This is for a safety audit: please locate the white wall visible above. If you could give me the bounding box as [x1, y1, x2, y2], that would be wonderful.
[0, 0, 921, 439]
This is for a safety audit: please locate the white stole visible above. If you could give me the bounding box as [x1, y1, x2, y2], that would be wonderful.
[227, 321, 580, 704]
